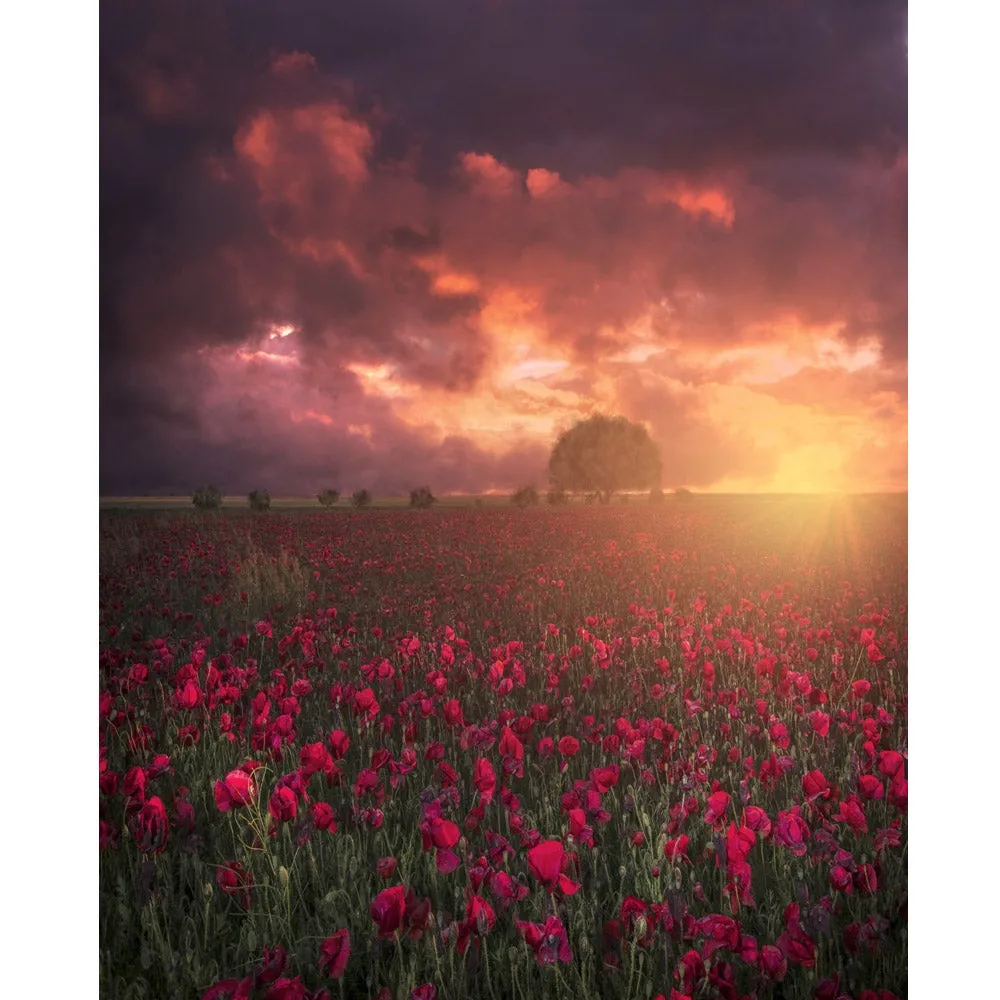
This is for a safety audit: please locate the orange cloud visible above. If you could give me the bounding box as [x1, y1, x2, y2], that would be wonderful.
[236, 101, 374, 205]
[645, 183, 735, 227]
[526, 168, 569, 199]
[458, 152, 520, 197]
[270, 51, 318, 75]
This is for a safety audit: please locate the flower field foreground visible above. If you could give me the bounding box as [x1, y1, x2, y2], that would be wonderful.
[100, 497, 907, 1000]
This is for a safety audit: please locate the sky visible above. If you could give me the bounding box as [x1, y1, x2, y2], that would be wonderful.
[100, 0, 907, 496]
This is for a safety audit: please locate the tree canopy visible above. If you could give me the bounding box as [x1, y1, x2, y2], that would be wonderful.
[548, 414, 661, 503]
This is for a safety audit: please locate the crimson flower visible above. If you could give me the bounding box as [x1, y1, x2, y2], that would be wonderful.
[663, 834, 690, 863]
[201, 978, 253, 1000]
[216, 861, 254, 909]
[319, 929, 350, 979]
[704, 790, 731, 828]
[674, 949, 706, 995]
[834, 794, 868, 834]
[590, 764, 620, 793]
[371, 886, 407, 937]
[527, 839, 580, 895]
[132, 796, 169, 854]
[514, 915, 573, 966]
[269, 786, 298, 824]
[215, 769, 257, 812]
[775, 807, 811, 856]
[473, 757, 496, 804]
[801, 769, 831, 803]
[758, 944, 787, 981]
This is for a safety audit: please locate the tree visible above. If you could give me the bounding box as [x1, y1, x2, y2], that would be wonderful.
[511, 485, 540, 508]
[192, 485, 222, 510]
[317, 489, 340, 507]
[248, 489, 271, 511]
[351, 489, 372, 508]
[409, 485, 436, 509]
[548, 414, 661, 504]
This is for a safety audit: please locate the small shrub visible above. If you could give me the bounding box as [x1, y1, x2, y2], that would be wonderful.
[511, 485, 540, 508]
[409, 485, 436, 509]
[546, 488, 568, 506]
[192, 485, 222, 510]
[351, 489, 372, 508]
[317, 489, 340, 507]
[248, 489, 271, 511]
[649, 487, 665, 504]
[674, 487, 694, 501]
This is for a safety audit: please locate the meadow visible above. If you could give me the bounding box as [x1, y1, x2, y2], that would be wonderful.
[99, 497, 907, 1000]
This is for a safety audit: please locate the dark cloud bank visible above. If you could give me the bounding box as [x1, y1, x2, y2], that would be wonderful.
[101, 0, 907, 495]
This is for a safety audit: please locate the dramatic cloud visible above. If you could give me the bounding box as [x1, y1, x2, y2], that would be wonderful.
[101, 0, 906, 495]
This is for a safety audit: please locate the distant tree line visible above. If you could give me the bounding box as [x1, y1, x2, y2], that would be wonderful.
[189, 414, 698, 511]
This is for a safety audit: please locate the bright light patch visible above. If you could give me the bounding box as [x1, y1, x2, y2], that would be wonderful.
[236, 349, 298, 366]
[293, 409, 333, 425]
[816, 337, 882, 372]
[347, 362, 406, 397]
[506, 358, 569, 380]
[268, 324, 297, 340]
[610, 343, 664, 364]
[432, 272, 480, 296]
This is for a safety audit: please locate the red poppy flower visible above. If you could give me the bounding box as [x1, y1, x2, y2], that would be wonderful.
[854, 862, 878, 895]
[217, 861, 254, 910]
[310, 802, 337, 832]
[255, 946, 287, 985]
[262, 978, 308, 1000]
[801, 769, 831, 803]
[201, 977, 253, 1000]
[319, 929, 350, 979]
[808, 710, 831, 737]
[269, 786, 298, 823]
[743, 806, 772, 837]
[328, 730, 350, 759]
[704, 790, 731, 828]
[558, 736, 580, 757]
[514, 915, 573, 965]
[442, 699, 464, 727]
[215, 769, 257, 812]
[878, 750, 905, 779]
[473, 757, 496, 804]
[775, 807, 810, 856]
[758, 944, 787, 981]
[590, 765, 620, 793]
[132, 796, 169, 854]
[663, 834, 690, 863]
[674, 949, 706, 995]
[371, 886, 407, 937]
[527, 839, 580, 894]
[858, 774, 885, 800]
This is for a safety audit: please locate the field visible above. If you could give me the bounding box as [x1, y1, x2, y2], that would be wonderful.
[99, 497, 907, 1000]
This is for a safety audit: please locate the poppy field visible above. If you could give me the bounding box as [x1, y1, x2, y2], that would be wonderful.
[99, 497, 907, 1000]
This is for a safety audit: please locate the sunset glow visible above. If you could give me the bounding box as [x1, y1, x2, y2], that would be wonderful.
[101, 2, 906, 497]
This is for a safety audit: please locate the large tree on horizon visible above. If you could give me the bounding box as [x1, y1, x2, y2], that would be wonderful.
[548, 414, 662, 504]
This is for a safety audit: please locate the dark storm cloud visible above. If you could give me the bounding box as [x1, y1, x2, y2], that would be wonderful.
[100, 0, 906, 494]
